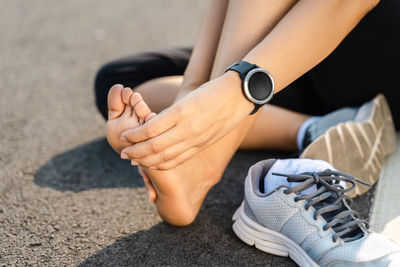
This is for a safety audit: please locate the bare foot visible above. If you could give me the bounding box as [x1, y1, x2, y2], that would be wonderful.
[140, 155, 222, 226]
[106, 84, 157, 201]
[121, 98, 236, 226]
[106, 84, 154, 154]
[110, 85, 243, 226]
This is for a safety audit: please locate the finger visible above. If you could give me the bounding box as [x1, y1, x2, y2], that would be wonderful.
[121, 107, 178, 143]
[121, 126, 185, 159]
[138, 167, 157, 203]
[154, 147, 199, 171]
[119, 111, 155, 147]
[129, 140, 190, 167]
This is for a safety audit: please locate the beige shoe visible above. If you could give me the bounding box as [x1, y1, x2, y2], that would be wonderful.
[300, 94, 398, 197]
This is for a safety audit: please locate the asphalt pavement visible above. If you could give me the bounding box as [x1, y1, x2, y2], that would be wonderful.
[0, 1, 373, 266]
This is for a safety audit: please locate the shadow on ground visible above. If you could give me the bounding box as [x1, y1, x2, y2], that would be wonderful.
[78, 215, 296, 266]
[78, 150, 297, 266]
[34, 138, 144, 191]
[34, 139, 372, 266]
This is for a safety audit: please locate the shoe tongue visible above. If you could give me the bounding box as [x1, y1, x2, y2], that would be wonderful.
[263, 159, 336, 194]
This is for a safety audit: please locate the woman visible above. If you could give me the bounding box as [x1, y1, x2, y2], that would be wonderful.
[95, 0, 399, 226]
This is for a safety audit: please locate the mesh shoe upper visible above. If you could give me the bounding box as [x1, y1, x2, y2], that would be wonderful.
[318, 233, 400, 266]
[243, 159, 400, 266]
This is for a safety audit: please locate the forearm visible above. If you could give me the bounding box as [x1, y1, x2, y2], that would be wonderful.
[181, 0, 229, 89]
[243, 0, 379, 92]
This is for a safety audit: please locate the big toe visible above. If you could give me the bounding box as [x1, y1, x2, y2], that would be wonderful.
[107, 84, 125, 120]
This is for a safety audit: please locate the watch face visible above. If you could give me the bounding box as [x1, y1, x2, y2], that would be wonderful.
[244, 69, 274, 104]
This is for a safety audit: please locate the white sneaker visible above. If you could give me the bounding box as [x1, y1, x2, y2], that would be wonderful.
[300, 94, 398, 197]
[233, 158, 400, 267]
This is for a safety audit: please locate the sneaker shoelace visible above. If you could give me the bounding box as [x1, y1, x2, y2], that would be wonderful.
[272, 170, 370, 242]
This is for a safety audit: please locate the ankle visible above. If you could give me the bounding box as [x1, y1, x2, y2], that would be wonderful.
[296, 116, 321, 151]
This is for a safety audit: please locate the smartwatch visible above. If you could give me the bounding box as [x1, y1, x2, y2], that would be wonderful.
[225, 61, 274, 115]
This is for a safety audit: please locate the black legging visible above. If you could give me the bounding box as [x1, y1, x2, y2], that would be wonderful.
[95, 0, 400, 129]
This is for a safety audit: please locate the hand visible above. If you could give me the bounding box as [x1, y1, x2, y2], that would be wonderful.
[119, 72, 254, 170]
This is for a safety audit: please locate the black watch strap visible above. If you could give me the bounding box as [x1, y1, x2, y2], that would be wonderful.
[226, 61, 258, 79]
[225, 61, 262, 115]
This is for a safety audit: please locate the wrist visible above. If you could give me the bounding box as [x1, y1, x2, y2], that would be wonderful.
[220, 71, 254, 114]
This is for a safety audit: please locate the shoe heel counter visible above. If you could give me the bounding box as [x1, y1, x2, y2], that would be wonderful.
[242, 159, 277, 224]
[243, 198, 259, 224]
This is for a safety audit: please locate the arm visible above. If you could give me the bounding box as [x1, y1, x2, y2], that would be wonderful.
[177, 0, 228, 98]
[121, 0, 380, 170]
[243, 0, 380, 92]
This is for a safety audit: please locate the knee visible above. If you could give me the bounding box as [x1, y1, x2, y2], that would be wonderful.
[365, 0, 380, 11]
[94, 61, 118, 96]
[323, 0, 381, 13]
[354, 0, 381, 12]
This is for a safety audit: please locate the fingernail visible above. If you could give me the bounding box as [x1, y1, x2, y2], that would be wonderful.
[120, 135, 127, 141]
[131, 160, 138, 166]
[121, 152, 129, 159]
[149, 166, 158, 170]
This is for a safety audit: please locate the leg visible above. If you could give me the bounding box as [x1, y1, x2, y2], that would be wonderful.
[139, 0, 300, 225]
[240, 105, 309, 150]
[238, 0, 400, 150]
[96, 42, 320, 153]
[308, 0, 400, 129]
[111, 73, 313, 151]
[192, 0, 304, 152]
[134, 76, 183, 114]
[94, 48, 191, 119]
[240, 74, 325, 150]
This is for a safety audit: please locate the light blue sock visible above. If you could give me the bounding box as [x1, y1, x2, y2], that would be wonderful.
[296, 116, 321, 151]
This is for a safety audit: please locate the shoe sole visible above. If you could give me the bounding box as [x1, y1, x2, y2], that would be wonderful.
[232, 202, 318, 267]
[300, 94, 398, 197]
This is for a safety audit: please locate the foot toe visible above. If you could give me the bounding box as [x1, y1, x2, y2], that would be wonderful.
[107, 84, 125, 120]
[145, 112, 157, 123]
[122, 87, 133, 105]
[131, 93, 152, 124]
[130, 92, 143, 107]
[122, 103, 133, 118]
